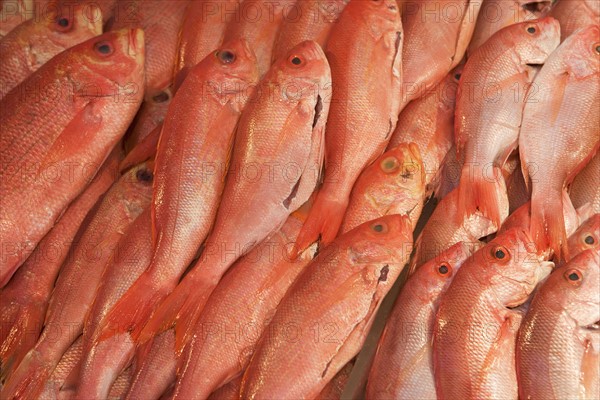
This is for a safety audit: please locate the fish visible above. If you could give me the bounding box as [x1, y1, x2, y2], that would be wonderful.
[454, 17, 560, 230]
[467, 0, 553, 55]
[73, 210, 152, 399]
[38, 335, 83, 399]
[388, 65, 462, 196]
[222, 0, 298, 77]
[571, 152, 600, 214]
[433, 228, 554, 399]
[0, 2, 102, 99]
[0, 28, 145, 287]
[519, 24, 600, 261]
[366, 241, 480, 400]
[207, 375, 243, 400]
[124, 87, 172, 153]
[292, 0, 403, 255]
[271, 0, 349, 62]
[340, 143, 425, 234]
[95, 40, 260, 358]
[551, 0, 600, 41]
[400, 0, 481, 105]
[241, 215, 413, 399]
[503, 150, 531, 214]
[36, 0, 116, 26]
[135, 40, 331, 354]
[120, 123, 161, 171]
[110, 0, 188, 98]
[0, 148, 120, 381]
[171, 207, 316, 400]
[411, 187, 505, 269]
[0, 0, 32, 38]
[517, 248, 600, 399]
[0, 162, 153, 399]
[567, 214, 600, 260]
[173, 0, 239, 90]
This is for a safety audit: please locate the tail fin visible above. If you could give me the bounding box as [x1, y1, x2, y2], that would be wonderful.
[0, 302, 45, 380]
[97, 273, 167, 343]
[290, 190, 348, 259]
[138, 276, 217, 354]
[457, 166, 506, 228]
[530, 189, 570, 262]
[0, 349, 52, 399]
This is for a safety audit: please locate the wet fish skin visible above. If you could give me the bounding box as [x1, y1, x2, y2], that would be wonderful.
[0, 2, 102, 99]
[271, 0, 349, 62]
[366, 241, 479, 400]
[551, 0, 600, 41]
[124, 87, 172, 154]
[517, 248, 600, 399]
[0, 148, 120, 381]
[137, 39, 332, 354]
[292, 0, 403, 254]
[519, 24, 600, 262]
[388, 65, 462, 196]
[454, 17, 560, 229]
[172, 209, 315, 400]
[571, 152, 600, 214]
[0, 28, 145, 287]
[0, 0, 32, 38]
[340, 142, 425, 233]
[0, 162, 153, 400]
[241, 215, 414, 399]
[433, 228, 554, 399]
[567, 214, 600, 260]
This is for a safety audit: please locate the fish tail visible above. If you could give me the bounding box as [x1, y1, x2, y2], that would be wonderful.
[290, 190, 348, 259]
[0, 348, 51, 399]
[0, 302, 45, 381]
[97, 273, 166, 343]
[530, 188, 570, 262]
[457, 166, 505, 228]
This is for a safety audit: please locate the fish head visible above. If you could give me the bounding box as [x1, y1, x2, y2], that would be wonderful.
[120, 160, 155, 214]
[272, 40, 331, 99]
[559, 249, 600, 327]
[76, 28, 145, 94]
[414, 241, 482, 299]
[568, 214, 600, 258]
[513, 17, 561, 65]
[480, 228, 554, 307]
[45, 2, 103, 47]
[343, 215, 413, 269]
[562, 24, 600, 78]
[355, 0, 401, 35]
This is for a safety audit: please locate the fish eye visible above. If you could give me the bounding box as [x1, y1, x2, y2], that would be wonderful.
[289, 55, 304, 66]
[564, 268, 583, 285]
[584, 235, 595, 245]
[216, 50, 236, 64]
[94, 41, 114, 56]
[136, 168, 153, 183]
[454, 73, 461, 81]
[526, 25, 537, 34]
[492, 245, 510, 262]
[152, 91, 170, 104]
[380, 156, 399, 173]
[371, 222, 388, 233]
[594, 43, 600, 54]
[436, 262, 452, 276]
[56, 17, 71, 31]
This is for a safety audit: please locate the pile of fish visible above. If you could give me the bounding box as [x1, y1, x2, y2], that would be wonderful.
[0, 0, 599, 398]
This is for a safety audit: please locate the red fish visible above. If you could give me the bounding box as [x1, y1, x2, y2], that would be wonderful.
[571, 152, 600, 214]
[241, 215, 413, 399]
[551, 0, 600, 41]
[454, 18, 560, 230]
[0, 162, 153, 399]
[519, 24, 600, 261]
[0, 0, 32, 38]
[292, 0, 403, 255]
[0, 28, 145, 286]
[124, 87, 172, 153]
[0, 2, 102, 99]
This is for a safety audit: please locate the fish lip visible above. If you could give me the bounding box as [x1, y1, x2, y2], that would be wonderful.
[128, 28, 144, 57]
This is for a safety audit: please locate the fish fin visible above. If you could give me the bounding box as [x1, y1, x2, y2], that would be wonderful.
[0, 301, 45, 381]
[119, 124, 161, 172]
[290, 190, 347, 259]
[457, 166, 505, 228]
[0, 349, 51, 399]
[139, 276, 216, 354]
[97, 273, 167, 343]
[530, 188, 570, 262]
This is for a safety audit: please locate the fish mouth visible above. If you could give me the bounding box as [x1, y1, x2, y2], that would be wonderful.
[584, 322, 600, 331]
